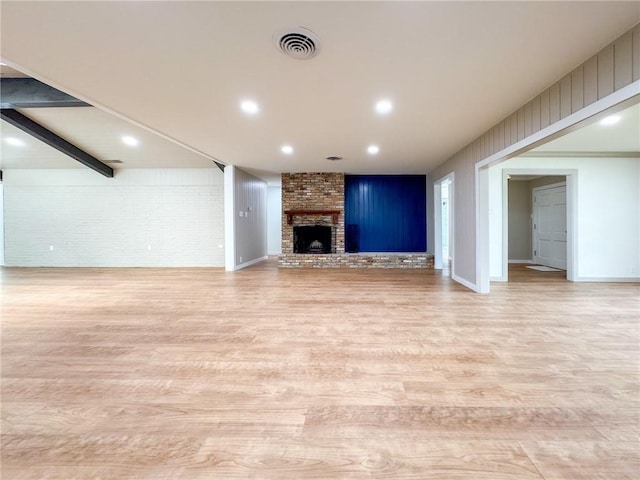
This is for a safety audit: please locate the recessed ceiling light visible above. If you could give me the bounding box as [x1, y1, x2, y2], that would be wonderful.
[599, 115, 621, 126]
[121, 135, 139, 147]
[281, 145, 293, 155]
[5, 137, 25, 147]
[375, 99, 393, 115]
[240, 100, 259, 115]
[367, 145, 380, 155]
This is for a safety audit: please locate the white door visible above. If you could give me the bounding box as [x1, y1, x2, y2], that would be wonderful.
[533, 184, 567, 269]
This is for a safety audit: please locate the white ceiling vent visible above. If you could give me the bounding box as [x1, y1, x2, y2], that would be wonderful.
[274, 27, 320, 60]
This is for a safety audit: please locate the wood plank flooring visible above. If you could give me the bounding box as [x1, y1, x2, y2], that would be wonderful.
[1, 261, 638, 479]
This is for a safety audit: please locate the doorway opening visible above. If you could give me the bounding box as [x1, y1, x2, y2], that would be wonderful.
[504, 175, 569, 282]
[434, 174, 454, 275]
[491, 168, 576, 283]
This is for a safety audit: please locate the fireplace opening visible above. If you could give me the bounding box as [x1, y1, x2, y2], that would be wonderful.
[293, 225, 333, 254]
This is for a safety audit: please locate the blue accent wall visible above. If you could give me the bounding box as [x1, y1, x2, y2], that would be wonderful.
[345, 175, 426, 252]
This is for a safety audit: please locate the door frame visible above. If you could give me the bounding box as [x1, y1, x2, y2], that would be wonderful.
[500, 168, 577, 282]
[434, 172, 454, 274]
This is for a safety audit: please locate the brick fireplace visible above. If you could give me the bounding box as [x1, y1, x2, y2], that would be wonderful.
[281, 172, 345, 255]
[279, 172, 433, 269]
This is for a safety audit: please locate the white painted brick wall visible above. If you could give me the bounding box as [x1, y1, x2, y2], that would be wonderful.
[3, 168, 225, 267]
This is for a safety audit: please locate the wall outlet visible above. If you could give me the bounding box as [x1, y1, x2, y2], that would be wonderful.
[239, 256, 243, 263]
[49, 245, 54, 251]
[148, 244, 152, 251]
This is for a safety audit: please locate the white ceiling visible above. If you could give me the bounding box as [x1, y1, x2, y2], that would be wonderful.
[1, 2, 639, 180]
[0, 107, 215, 170]
[531, 103, 640, 154]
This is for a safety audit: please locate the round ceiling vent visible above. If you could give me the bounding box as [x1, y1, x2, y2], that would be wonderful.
[274, 27, 320, 60]
[325, 155, 343, 161]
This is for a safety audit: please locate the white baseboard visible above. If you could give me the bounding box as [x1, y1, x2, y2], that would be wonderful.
[452, 273, 479, 293]
[229, 255, 268, 271]
[574, 276, 640, 283]
[509, 259, 533, 264]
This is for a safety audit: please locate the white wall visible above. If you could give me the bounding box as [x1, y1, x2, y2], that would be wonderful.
[267, 186, 282, 255]
[224, 166, 267, 270]
[3, 168, 225, 267]
[489, 156, 640, 281]
[0, 182, 4, 266]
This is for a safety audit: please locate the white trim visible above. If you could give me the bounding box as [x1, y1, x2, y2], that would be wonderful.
[452, 272, 479, 292]
[475, 166, 490, 293]
[499, 171, 509, 282]
[433, 182, 442, 269]
[509, 259, 533, 264]
[224, 165, 236, 272]
[228, 255, 268, 271]
[476, 82, 639, 294]
[574, 277, 640, 283]
[433, 172, 454, 275]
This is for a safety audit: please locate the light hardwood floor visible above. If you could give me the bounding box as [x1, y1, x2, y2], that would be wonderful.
[1, 261, 638, 479]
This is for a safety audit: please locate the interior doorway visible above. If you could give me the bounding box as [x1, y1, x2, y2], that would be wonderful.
[498, 170, 575, 283]
[441, 180, 450, 267]
[434, 174, 454, 274]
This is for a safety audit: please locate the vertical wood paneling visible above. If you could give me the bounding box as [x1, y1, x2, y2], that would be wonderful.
[517, 108, 525, 141]
[584, 55, 599, 106]
[532, 96, 541, 133]
[571, 66, 584, 113]
[633, 24, 640, 81]
[484, 132, 490, 159]
[509, 113, 518, 145]
[345, 175, 426, 253]
[234, 168, 267, 265]
[560, 74, 572, 118]
[549, 83, 560, 124]
[524, 101, 533, 137]
[597, 44, 615, 99]
[502, 119, 509, 147]
[540, 89, 550, 129]
[614, 31, 633, 90]
[496, 122, 504, 152]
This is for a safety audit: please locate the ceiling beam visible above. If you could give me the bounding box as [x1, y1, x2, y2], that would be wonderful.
[0, 109, 113, 178]
[0, 78, 90, 108]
